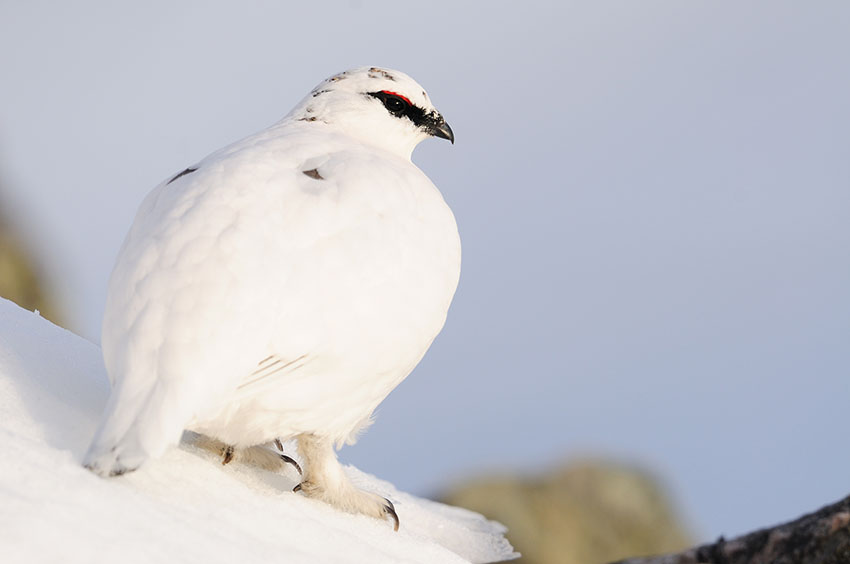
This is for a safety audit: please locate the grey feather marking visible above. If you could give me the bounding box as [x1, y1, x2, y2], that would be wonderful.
[238, 354, 309, 389]
[302, 168, 323, 180]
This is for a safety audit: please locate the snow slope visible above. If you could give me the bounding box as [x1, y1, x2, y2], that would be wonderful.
[0, 297, 516, 563]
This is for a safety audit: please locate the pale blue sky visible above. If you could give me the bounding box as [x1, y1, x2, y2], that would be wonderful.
[1, 1, 848, 541]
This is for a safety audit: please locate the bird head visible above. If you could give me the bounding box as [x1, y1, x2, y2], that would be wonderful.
[288, 67, 453, 159]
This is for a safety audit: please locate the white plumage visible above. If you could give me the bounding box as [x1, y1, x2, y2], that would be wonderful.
[84, 67, 460, 527]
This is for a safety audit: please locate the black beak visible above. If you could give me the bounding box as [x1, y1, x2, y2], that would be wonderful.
[426, 113, 454, 144]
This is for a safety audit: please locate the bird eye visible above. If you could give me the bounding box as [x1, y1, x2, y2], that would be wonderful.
[383, 95, 407, 114]
[368, 91, 414, 118]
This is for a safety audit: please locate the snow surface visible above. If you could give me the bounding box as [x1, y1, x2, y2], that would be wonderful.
[0, 297, 516, 563]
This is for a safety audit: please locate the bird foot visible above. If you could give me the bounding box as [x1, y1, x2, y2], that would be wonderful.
[293, 434, 399, 530]
[293, 479, 399, 531]
[185, 433, 301, 474]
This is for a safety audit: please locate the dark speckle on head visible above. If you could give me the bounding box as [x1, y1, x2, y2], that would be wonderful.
[312, 89, 330, 98]
[298, 117, 317, 122]
[306, 106, 315, 113]
[328, 74, 347, 82]
[368, 67, 396, 81]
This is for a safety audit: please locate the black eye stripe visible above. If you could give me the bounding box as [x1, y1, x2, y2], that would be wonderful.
[367, 91, 429, 127]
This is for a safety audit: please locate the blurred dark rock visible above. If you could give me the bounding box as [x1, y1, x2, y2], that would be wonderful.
[613, 492, 850, 564]
[440, 460, 692, 564]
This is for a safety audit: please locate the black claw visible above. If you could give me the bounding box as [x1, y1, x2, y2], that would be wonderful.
[221, 445, 234, 465]
[292, 483, 302, 493]
[383, 497, 399, 532]
[279, 453, 302, 475]
[274, 438, 284, 451]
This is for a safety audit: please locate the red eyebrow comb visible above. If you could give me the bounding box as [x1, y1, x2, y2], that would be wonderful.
[380, 91, 412, 106]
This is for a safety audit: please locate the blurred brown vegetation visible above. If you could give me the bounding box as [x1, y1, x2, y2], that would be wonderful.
[0, 211, 61, 323]
[441, 460, 693, 564]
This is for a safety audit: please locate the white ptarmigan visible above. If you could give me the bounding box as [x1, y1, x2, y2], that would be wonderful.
[83, 67, 460, 529]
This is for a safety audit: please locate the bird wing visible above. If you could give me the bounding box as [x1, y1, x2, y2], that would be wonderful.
[90, 128, 332, 468]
